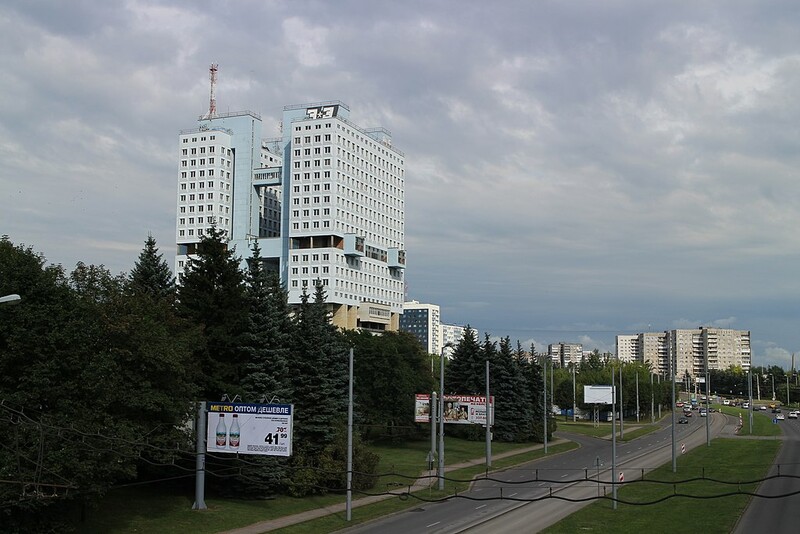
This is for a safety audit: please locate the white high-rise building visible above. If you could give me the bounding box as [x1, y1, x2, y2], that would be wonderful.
[175, 100, 405, 332]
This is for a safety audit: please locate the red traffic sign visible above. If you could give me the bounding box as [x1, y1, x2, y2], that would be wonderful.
[619, 472, 624, 483]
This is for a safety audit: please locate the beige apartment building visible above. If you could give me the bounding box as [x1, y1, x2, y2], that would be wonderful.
[616, 327, 751, 379]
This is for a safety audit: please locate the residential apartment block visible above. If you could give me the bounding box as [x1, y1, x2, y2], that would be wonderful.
[176, 100, 406, 332]
[616, 328, 751, 379]
[548, 343, 584, 367]
[399, 300, 464, 357]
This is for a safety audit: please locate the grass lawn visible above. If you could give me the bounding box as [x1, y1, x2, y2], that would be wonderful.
[72, 437, 575, 534]
[717, 406, 782, 437]
[543, 438, 781, 534]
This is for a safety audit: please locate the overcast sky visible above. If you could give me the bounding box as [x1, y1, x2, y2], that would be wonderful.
[2, 1, 799, 368]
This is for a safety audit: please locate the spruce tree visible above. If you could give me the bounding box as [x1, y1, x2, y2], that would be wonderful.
[287, 282, 348, 495]
[240, 242, 292, 403]
[128, 234, 175, 299]
[524, 347, 553, 442]
[225, 242, 293, 497]
[491, 336, 529, 442]
[446, 325, 483, 394]
[176, 227, 248, 400]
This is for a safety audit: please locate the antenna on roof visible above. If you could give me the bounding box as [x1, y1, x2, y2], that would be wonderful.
[204, 63, 218, 120]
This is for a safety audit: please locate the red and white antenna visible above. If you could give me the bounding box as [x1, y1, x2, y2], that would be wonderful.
[207, 63, 218, 118]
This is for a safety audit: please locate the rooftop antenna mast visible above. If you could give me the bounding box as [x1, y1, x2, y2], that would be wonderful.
[207, 63, 218, 119]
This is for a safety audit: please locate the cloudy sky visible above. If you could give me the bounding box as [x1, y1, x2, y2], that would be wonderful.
[2, 1, 799, 367]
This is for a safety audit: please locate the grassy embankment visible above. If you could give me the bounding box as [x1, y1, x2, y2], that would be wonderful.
[74, 437, 576, 534]
[545, 406, 783, 533]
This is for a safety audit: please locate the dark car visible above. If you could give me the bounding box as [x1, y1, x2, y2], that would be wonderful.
[678, 417, 689, 424]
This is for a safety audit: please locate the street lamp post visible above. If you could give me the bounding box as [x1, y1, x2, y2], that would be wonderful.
[438, 343, 453, 491]
[771, 374, 776, 402]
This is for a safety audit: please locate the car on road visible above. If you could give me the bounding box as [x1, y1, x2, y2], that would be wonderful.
[777, 413, 785, 421]
[699, 409, 707, 417]
[742, 402, 750, 409]
[760, 406, 768, 411]
[684, 411, 693, 417]
[788, 411, 799, 419]
[678, 417, 689, 424]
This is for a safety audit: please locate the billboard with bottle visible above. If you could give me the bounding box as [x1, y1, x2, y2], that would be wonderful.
[206, 402, 293, 457]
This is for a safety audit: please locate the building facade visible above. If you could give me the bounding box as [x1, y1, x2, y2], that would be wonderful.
[441, 324, 465, 358]
[548, 343, 584, 367]
[175, 101, 406, 332]
[400, 301, 441, 354]
[615, 328, 751, 379]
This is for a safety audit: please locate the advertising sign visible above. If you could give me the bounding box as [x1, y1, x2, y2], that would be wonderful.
[415, 394, 494, 425]
[584, 385, 614, 405]
[206, 402, 293, 457]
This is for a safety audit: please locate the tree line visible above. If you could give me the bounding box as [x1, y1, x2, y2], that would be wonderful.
[0, 232, 553, 531]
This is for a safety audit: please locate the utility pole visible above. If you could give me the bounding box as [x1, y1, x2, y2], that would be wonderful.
[346, 348, 354, 520]
[543, 356, 548, 454]
[192, 401, 207, 510]
[670, 342, 676, 473]
[650, 372, 655, 423]
[485, 360, 491, 469]
[572, 363, 577, 422]
[636, 370, 640, 423]
[611, 366, 617, 510]
[619, 364, 624, 439]
[438, 346, 446, 490]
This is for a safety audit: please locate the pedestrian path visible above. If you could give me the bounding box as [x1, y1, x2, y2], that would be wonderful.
[219, 439, 566, 534]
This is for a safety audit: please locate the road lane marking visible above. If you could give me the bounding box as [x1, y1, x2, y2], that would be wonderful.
[476, 504, 487, 510]
[427, 522, 441, 528]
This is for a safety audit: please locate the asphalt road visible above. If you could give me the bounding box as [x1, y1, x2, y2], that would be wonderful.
[341, 413, 722, 534]
[733, 411, 800, 533]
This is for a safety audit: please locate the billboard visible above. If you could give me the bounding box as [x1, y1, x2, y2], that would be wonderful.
[206, 402, 293, 457]
[415, 394, 494, 425]
[584, 385, 614, 404]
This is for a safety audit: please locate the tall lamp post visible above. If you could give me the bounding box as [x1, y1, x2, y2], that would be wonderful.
[438, 343, 453, 491]
[770, 374, 776, 402]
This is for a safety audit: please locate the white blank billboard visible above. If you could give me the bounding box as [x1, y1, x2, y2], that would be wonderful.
[584, 385, 614, 404]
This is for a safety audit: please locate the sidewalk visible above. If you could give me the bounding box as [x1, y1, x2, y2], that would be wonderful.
[219, 439, 566, 534]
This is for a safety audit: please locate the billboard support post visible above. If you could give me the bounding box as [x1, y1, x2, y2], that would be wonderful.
[346, 348, 353, 521]
[430, 392, 437, 471]
[192, 401, 207, 510]
[485, 360, 491, 469]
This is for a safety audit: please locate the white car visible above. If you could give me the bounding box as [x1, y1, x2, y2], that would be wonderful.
[788, 411, 799, 419]
[777, 413, 785, 421]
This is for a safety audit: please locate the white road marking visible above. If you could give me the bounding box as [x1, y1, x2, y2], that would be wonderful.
[427, 522, 441, 528]
[476, 504, 487, 510]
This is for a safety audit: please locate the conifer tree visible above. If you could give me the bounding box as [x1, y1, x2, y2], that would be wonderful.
[491, 336, 529, 442]
[240, 242, 292, 403]
[176, 227, 248, 400]
[286, 282, 348, 495]
[523, 346, 552, 442]
[445, 325, 482, 394]
[226, 242, 293, 497]
[128, 234, 175, 299]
